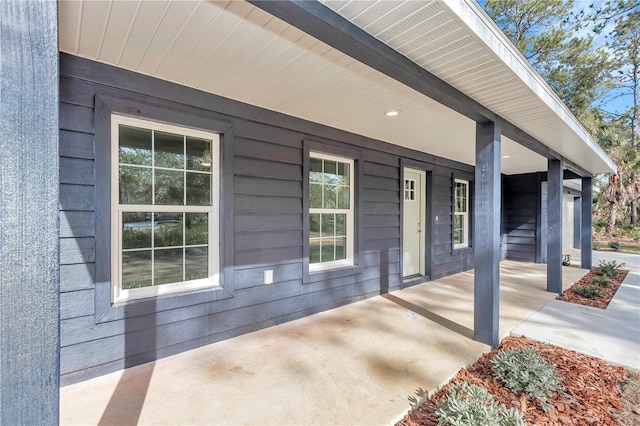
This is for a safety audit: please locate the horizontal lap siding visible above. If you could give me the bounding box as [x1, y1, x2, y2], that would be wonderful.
[504, 174, 539, 262]
[58, 54, 474, 384]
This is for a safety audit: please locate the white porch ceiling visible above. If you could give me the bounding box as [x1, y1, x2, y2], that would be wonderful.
[58, 0, 614, 175]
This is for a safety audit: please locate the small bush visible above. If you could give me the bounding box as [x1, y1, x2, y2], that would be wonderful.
[575, 284, 602, 298]
[593, 242, 601, 250]
[491, 346, 564, 412]
[562, 254, 571, 266]
[595, 259, 625, 277]
[592, 276, 611, 287]
[435, 382, 525, 426]
[608, 240, 621, 251]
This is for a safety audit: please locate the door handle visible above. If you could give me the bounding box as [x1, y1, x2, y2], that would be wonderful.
[417, 222, 421, 233]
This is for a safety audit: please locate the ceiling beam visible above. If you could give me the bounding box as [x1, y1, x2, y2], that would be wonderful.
[247, 0, 591, 177]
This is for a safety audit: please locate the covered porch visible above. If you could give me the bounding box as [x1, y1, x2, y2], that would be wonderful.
[60, 261, 586, 425]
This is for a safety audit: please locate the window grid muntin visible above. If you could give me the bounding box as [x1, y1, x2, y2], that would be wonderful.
[309, 152, 354, 271]
[112, 115, 219, 302]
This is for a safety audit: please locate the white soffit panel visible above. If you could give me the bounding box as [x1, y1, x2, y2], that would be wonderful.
[321, 0, 615, 175]
[59, 0, 552, 174]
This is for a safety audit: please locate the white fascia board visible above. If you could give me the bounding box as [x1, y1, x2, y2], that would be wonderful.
[441, 0, 616, 174]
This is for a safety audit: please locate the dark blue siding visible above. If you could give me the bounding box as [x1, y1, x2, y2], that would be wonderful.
[59, 53, 476, 384]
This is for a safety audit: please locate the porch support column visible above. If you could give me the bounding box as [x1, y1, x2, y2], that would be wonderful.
[547, 159, 564, 293]
[581, 177, 593, 269]
[0, 0, 60, 423]
[474, 121, 501, 348]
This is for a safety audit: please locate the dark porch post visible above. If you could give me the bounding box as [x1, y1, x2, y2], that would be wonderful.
[0, 0, 60, 423]
[573, 197, 581, 249]
[547, 159, 563, 293]
[474, 121, 501, 348]
[581, 177, 593, 269]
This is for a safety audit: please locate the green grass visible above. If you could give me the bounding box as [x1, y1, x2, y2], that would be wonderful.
[594, 244, 640, 255]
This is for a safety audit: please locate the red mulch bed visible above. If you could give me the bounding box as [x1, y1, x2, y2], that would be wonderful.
[556, 269, 629, 309]
[396, 336, 628, 426]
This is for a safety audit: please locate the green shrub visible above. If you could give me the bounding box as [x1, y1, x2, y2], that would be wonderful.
[491, 346, 564, 412]
[435, 382, 525, 426]
[575, 284, 602, 298]
[593, 242, 601, 250]
[608, 240, 621, 251]
[595, 259, 625, 277]
[591, 276, 611, 287]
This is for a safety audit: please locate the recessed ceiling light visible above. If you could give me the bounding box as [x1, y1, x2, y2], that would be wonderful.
[385, 109, 400, 117]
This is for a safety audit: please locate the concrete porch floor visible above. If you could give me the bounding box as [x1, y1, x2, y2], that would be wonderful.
[60, 261, 586, 426]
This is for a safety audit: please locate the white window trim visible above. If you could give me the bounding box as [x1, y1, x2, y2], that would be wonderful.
[309, 151, 355, 273]
[454, 178, 469, 249]
[111, 115, 220, 303]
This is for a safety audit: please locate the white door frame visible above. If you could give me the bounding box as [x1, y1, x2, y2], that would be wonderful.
[402, 168, 426, 278]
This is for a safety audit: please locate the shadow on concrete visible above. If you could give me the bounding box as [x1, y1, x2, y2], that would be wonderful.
[382, 294, 474, 340]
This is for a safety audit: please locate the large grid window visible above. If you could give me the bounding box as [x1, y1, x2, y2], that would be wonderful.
[454, 179, 469, 248]
[309, 152, 354, 271]
[111, 115, 219, 302]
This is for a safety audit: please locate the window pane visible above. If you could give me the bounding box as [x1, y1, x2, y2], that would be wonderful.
[338, 162, 349, 185]
[154, 213, 183, 247]
[310, 183, 322, 209]
[119, 166, 152, 204]
[321, 214, 335, 238]
[309, 213, 321, 238]
[337, 185, 350, 209]
[186, 172, 211, 206]
[335, 237, 346, 260]
[122, 250, 152, 289]
[122, 212, 152, 249]
[119, 126, 152, 166]
[324, 161, 337, 182]
[186, 137, 211, 172]
[185, 247, 208, 281]
[155, 169, 184, 205]
[154, 131, 184, 169]
[321, 238, 336, 262]
[186, 213, 208, 245]
[335, 214, 346, 237]
[154, 248, 184, 285]
[323, 184, 336, 208]
[310, 158, 323, 183]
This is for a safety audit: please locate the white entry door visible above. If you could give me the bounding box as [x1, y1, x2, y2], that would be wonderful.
[403, 168, 426, 277]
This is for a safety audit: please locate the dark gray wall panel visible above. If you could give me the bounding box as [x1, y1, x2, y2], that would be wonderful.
[504, 174, 540, 262]
[58, 53, 481, 384]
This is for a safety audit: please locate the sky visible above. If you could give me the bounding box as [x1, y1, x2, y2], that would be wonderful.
[572, 1, 635, 116]
[480, 0, 636, 117]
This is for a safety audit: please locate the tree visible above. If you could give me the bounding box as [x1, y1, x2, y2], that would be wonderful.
[483, 0, 611, 116]
[607, 10, 640, 225]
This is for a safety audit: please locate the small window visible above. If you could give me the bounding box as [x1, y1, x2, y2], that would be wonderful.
[309, 152, 354, 272]
[404, 179, 416, 201]
[454, 179, 469, 248]
[111, 115, 220, 302]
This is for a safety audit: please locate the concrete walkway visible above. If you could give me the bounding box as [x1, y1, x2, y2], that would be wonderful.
[59, 261, 586, 426]
[513, 249, 640, 370]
